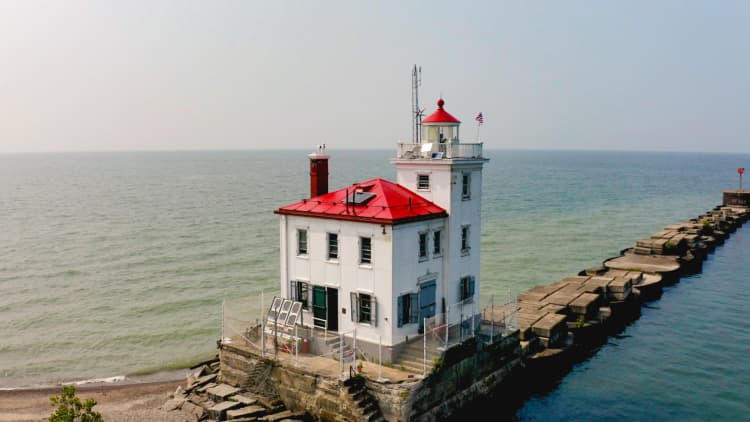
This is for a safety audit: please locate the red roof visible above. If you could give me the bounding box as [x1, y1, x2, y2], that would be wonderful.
[276, 178, 447, 225]
[422, 98, 461, 124]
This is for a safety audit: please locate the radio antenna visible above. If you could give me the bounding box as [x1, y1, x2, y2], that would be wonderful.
[411, 65, 423, 144]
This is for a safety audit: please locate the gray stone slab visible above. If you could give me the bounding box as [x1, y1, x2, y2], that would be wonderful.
[263, 410, 295, 422]
[609, 277, 632, 292]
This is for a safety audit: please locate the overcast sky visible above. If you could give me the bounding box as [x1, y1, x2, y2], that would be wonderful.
[1, 1, 748, 153]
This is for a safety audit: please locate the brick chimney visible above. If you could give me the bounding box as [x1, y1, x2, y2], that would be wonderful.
[309, 144, 329, 198]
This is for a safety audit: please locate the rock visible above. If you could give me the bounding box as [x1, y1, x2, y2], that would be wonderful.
[182, 401, 205, 420]
[208, 400, 242, 420]
[163, 397, 186, 412]
[230, 394, 258, 406]
[261, 410, 295, 422]
[227, 405, 267, 419]
[198, 382, 218, 393]
[207, 383, 241, 401]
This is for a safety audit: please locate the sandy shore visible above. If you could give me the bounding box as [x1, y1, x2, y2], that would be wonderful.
[0, 379, 196, 422]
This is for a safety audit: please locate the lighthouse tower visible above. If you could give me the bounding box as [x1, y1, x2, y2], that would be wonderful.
[393, 98, 488, 323]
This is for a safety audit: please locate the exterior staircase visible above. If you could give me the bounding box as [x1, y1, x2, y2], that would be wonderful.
[343, 375, 385, 422]
[393, 335, 443, 376]
[327, 334, 355, 364]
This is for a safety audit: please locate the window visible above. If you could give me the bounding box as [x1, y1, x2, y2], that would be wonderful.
[433, 230, 441, 256]
[397, 293, 419, 327]
[360, 237, 372, 264]
[289, 280, 310, 310]
[350, 292, 377, 325]
[459, 276, 476, 302]
[297, 229, 308, 256]
[418, 232, 428, 260]
[461, 225, 470, 254]
[462, 173, 471, 199]
[417, 174, 430, 190]
[327, 233, 338, 260]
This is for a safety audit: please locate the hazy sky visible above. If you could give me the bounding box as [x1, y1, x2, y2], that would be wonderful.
[1, 1, 748, 153]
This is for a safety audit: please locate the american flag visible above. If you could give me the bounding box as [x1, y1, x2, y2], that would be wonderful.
[475, 112, 484, 125]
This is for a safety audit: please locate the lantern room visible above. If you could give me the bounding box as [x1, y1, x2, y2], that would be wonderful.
[421, 98, 461, 144]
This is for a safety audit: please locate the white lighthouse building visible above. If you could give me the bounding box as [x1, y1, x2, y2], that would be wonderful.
[276, 98, 487, 358]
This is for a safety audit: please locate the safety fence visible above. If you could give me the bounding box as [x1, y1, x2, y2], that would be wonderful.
[220, 291, 519, 380]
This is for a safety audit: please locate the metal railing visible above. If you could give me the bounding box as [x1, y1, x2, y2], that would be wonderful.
[396, 142, 483, 159]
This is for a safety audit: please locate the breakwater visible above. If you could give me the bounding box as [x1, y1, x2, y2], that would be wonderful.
[515, 198, 749, 388]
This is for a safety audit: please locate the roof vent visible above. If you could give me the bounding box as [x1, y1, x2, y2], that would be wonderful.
[346, 191, 376, 205]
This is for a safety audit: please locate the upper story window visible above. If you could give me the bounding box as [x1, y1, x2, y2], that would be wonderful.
[417, 174, 430, 190]
[360, 236, 372, 264]
[327, 233, 338, 260]
[461, 225, 470, 255]
[433, 230, 442, 256]
[418, 232, 428, 260]
[459, 276, 476, 302]
[297, 229, 308, 256]
[462, 173, 471, 199]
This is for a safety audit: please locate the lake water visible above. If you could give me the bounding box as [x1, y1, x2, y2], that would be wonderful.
[1, 149, 748, 417]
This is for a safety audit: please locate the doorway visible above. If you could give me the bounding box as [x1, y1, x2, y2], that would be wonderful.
[418, 280, 436, 333]
[312, 285, 338, 331]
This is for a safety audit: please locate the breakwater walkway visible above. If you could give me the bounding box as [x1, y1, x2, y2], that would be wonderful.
[515, 197, 749, 381]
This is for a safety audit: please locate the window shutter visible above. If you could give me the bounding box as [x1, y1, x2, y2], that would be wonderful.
[350, 292, 357, 322]
[290, 280, 297, 301]
[409, 293, 419, 324]
[397, 295, 404, 327]
[469, 276, 476, 297]
[459, 279, 465, 301]
[300, 282, 309, 309]
[370, 296, 377, 327]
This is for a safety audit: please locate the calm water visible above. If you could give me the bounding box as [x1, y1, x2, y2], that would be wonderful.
[1, 150, 748, 415]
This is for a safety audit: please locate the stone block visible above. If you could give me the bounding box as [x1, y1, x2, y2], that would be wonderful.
[531, 313, 566, 339]
[227, 405, 267, 420]
[544, 291, 582, 307]
[609, 277, 632, 292]
[230, 394, 258, 406]
[561, 276, 590, 285]
[540, 303, 565, 314]
[207, 383, 241, 401]
[208, 400, 242, 420]
[568, 293, 600, 317]
[163, 397, 186, 411]
[263, 410, 295, 422]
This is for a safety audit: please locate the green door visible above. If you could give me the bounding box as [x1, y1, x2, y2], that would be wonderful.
[313, 286, 327, 327]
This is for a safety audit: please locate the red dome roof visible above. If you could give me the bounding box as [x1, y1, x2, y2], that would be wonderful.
[422, 98, 461, 124]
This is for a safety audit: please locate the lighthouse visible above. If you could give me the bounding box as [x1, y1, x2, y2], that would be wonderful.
[275, 98, 487, 360]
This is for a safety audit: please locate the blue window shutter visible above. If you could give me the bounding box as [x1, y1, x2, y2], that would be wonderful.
[409, 293, 418, 324]
[469, 277, 476, 297]
[397, 295, 404, 327]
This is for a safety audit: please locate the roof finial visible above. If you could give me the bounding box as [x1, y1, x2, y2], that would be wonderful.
[437, 98, 444, 108]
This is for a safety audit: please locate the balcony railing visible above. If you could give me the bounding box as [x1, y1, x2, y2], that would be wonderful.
[396, 142, 483, 160]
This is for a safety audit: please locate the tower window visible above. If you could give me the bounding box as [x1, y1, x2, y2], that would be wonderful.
[433, 230, 442, 256]
[418, 232, 428, 261]
[459, 276, 476, 302]
[297, 229, 308, 256]
[360, 236, 372, 264]
[417, 174, 430, 190]
[462, 173, 471, 199]
[461, 225, 470, 255]
[327, 233, 338, 260]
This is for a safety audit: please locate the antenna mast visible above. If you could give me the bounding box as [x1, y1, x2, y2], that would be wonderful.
[411, 65, 423, 144]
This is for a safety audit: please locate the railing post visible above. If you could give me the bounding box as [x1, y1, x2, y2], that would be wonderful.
[423, 318, 427, 376]
[490, 294, 495, 344]
[294, 324, 299, 367]
[378, 336, 384, 382]
[221, 300, 225, 343]
[339, 332, 344, 380]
